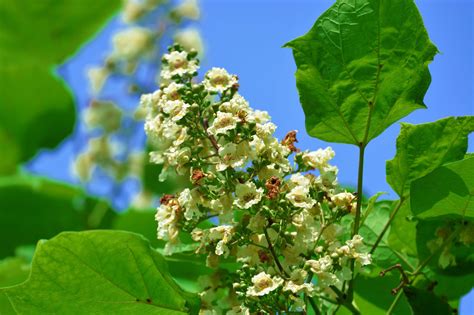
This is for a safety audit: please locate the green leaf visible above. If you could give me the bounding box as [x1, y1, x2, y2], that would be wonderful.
[388, 202, 418, 257]
[360, 192, 386, 225]
[360, 200, 406, 268]
[339, 269, 412, 315]
[285, 0, 437, 145]
[411, 158, 474, 220]
[0, 0, 121, 173]
[113, 209, 165, 249]
[1, 230, 200, 314]
[386, 116, 473, 197]
[0, 175, 116, 258]
[0, 1, 120, 64]
[0, 256, 31, 314]
[416, 220, 474, 276]
[0, 64, 75, 174]
[403, 286, 453, 315]
[0, 257, 30, 288]
[112, 209, 214, 292]
[164, 253, 213, 293]
[423, 268, 474, 304]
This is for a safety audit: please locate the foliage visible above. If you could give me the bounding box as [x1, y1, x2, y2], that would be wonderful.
[285, 0, 437, 145]
[0, 0, 472, 314]
[0, 231, 200, 314]
[0, 0, 121, 174]
[0, 175, 116, 258]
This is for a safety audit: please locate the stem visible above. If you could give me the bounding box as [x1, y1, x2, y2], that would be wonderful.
[307, 296, 322, 315]
[386, 290, 403, 315]
[347, 144, 366, 300]
[330, 286, 360, 315]
[352, 144, 366, 236]
[370, 198, 405, 254]
[263, 227, 289, 277]
[202, 118, 220, 153]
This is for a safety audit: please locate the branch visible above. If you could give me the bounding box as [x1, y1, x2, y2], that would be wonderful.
[263, 227, 289, 278]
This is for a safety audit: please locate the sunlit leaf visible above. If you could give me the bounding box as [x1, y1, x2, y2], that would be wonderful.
[0, 230, 200, 314]
[285, 0, 437, 145]
[386, 116, 473, 197]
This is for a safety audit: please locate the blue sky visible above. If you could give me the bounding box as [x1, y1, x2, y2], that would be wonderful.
[28, 0, 473, 311]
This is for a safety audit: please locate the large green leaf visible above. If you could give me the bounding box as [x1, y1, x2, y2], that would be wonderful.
[423, 268, 474, 304]
[411, 158, 474, 220]
[388, 202, 418, 257]
[0, 230, 200, 314]
[0, 257, 30, 288]
[338, 269, 411, 315]
[0, 256, 31, 313]
[386, 116, 473, 197]
[0, 0, 121, 173]
[403, 286, 452, 315]
[0, 175, 116, 258]
[360, 200, 407, 268]
[285, 0, 437, 145]
[416, 220, 474, 276]
[0, 63, 75, 174]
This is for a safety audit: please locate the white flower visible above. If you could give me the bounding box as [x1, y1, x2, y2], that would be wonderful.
[149, 151, 164, 164]
[234, 182, 264, 209]
[248, 110, 270, 124]
[255, 122, 277, 139]
[316, 165, 339, 189]
[178, 188, 201, 220]
[122, 0, 147, 23]
[246, 272, 283, 297]
[87, 67, 109, 94]
[162, 50, 199, 79]
[139, 90, 161, 115]
[220, 94, 250, 114]
[301, 147, 335, 170]
[174, 28, 204, 54]
[306, 256, 333, 273]
[173, 0, 200, 20]
[354, 253, 372, 266]
[289, 173, 311, 188]
[286, 186, 316, 209]
[283, 281, 314, 295]
[72, 153, 94, 182]
[207, 111, 238, 135]
[347, 234, 364, 248]
[217, 142, 248, 171]
[173, 127, 188, 147]
[208, 225, 234, 256]
[203, 67, 238, 93]
[332, 192, 355, 208]
[83, 101, 122, 132]
[112, 27, 151, 60]
[163, 82, 183, 100]
[155, 199, 181, 254]
[161, 99, 190, 121]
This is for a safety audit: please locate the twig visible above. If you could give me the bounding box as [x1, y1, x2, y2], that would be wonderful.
[263, 227, 289, 278]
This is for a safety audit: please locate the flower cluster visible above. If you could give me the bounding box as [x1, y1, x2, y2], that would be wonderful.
[74, 0, 203, 209]
[143, 45, 372, 314]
